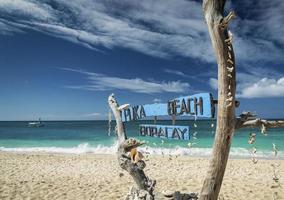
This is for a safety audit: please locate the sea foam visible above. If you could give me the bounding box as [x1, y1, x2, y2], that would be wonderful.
[0, 143, 283, 159]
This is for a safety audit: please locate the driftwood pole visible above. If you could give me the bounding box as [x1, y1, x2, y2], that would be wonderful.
[108, 94, 156, 200]
[200, 0, 237, 199]
[200, 1, 284, 199]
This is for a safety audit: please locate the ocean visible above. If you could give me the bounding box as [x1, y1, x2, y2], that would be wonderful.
[0, 120, 283, 159]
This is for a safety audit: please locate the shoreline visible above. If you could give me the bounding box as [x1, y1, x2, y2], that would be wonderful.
[0, 150, 282, 160]
[0, 152, 283, 200]
[0, 144, 283, 160]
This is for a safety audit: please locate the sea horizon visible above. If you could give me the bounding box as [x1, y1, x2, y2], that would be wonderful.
[1, 117, 284, 122]
[1, 120, 283, 160]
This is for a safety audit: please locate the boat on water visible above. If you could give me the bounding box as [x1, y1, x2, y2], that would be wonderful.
[28, 118, 44, 127]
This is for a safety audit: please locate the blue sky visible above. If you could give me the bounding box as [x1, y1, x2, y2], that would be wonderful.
[0, 0, 284, 120]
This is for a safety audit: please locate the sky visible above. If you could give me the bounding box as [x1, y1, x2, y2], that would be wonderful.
[0, 0, 284, 120]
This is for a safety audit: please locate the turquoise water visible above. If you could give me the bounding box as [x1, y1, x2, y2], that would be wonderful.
[0, 120, 283, 159]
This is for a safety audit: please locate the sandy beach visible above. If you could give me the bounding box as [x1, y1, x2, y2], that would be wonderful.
[0, 152, 282, 200]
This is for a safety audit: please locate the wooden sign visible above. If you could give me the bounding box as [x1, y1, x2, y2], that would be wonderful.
[139, 124, 190, 140]
[122, 93, 214, 122]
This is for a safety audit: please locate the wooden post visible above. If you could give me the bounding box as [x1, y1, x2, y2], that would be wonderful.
[172, 115, 176, 125]
[154, 116, 157, 125]
[200, 0, 236, 199]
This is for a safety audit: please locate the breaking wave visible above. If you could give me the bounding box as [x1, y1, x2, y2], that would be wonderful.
[0, 143, 283, 159]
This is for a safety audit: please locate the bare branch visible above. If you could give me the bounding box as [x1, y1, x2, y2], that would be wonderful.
[108, 94, 156, 200]
[236, 118, 284, 130]
[220, 11, 236, 29]
[108, 94, 126, 145]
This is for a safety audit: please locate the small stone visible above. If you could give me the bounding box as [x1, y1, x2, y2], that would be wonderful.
[162, 190, 174, 197]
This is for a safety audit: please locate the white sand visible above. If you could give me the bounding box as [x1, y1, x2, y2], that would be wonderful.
[0, 152, 283, 200]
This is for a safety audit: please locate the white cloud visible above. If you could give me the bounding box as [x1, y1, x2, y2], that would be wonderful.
[0, 0, 283, 64]
[209, 78, 218, 90]
[238, 77, 284, 98]
[0, 0, 214, 61]
[84, 112, 102, 117]
[61, 68, 190, 94]
[209, 66, 284, 98]
[153, 98, 162, 103]
[0, 0, 53, 20]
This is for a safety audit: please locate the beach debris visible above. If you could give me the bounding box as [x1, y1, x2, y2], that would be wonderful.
[271, 164, 280, 184]
[224, 30, 233, 44]
[226, 96, 233, 102]
[162, 190, 198, 200]
[228, 51, 232, 59]
[227, 59, 234, 65]
[123, 138, 145, 152]
[125, 186, 154, 200]
[248, 132, 256, 144]
[228, 45, 232, 51]
[226, 102, 232, 108]
[239, 111, 257, 121]
[251, 147, 257, 154]
[162, 189, 174, 198]
[273, 175, 279, 184]
[188, 142, 197, 148]
[250, 147, 258, 164]
[261, 123, 267, 135]
[272, 192, 278, 200]
[272, 143, 278, 157]
[119, 172, 124, 177]
[108, 109, 112, 136]
[130, 148, 144, 164]
[251, 157, 258, 164]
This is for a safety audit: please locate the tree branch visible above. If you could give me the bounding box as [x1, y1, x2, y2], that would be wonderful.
[235, 118, 284, 130]
[220, 11, 236, 29]
[108, 94, 156, 200]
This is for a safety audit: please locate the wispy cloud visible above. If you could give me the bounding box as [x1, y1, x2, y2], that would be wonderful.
[60, 68, 190, 94]
[83, 112, 102, 117]
[164, 69, 189, 77]
[0, 20, 24, 35]
[37, 112, 104, 120]
[153, 98, 162, 103]
[1, 0, 283, 64]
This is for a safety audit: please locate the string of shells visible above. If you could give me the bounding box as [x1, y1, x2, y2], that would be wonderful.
[225, 30, 234, 109]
